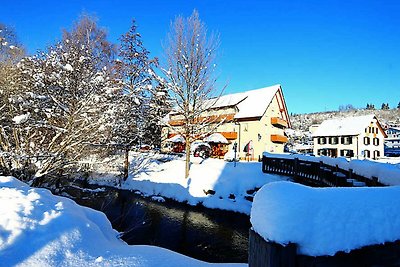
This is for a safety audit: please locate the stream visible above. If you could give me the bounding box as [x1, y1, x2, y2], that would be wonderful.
[62, 185, 250, 263]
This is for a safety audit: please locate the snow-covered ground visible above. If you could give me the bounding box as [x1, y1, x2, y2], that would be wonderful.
[263, 152, 400, 186]
[251, 181, 400, 257]
[0, 176, 245, 266]
[89, 153, 288, 215]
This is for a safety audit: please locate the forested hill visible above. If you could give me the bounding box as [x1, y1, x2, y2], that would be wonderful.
[290, 109, 400, 131]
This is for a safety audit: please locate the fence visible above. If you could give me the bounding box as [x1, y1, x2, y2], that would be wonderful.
[249, 229, 400, 267]
[262, 155, 383, 187]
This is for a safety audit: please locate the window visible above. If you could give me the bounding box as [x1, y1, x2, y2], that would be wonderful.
[364, 137, 370, 145]
[319, 137, 326, 145]
[373, 138, 379, 146]
[373, 150, 380, 159]
[364, 150, 370, 158]
[340, 149, 354, 158]
[341, 136, 352, 145]
[318, 149, 327, 156]
[331, 137, 338, 145]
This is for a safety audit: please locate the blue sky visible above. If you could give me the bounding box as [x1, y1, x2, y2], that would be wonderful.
[1, 0, 399, 114]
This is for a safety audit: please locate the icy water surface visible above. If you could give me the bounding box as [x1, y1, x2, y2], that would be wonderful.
[63, 186, 250, 263]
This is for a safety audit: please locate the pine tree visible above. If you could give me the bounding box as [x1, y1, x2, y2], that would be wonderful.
[112, 20, 161, 180]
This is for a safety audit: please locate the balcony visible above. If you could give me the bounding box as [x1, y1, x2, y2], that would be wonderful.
[169, 119, 185, 126]
[271, 117, 288, 128]
[271, 134, 288, 143]
[169, 114, 235, 126]
[220, 132, 238, 140]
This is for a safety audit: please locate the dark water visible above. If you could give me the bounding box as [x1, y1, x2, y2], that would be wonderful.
[63, 186, 250, 263]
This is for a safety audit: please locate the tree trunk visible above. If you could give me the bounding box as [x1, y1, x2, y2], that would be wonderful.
[185, 136, 191, 179]
[123, 147, 129, 181]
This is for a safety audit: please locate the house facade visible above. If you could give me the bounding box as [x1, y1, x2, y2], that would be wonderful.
[161, 84, 291, 160]
[312, 114, 386, 159]
[385, 127, 400, 149]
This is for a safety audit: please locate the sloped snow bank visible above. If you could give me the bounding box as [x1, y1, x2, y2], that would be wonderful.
[91, 154, 288, 215]
[250, 181, 400, 256]
[0, 176, 244, 266]
[263, 152, 400, 185]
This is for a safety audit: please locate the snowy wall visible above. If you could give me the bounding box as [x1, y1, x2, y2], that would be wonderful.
[263, 152, 400, 186]
[250, 181, 400, 256]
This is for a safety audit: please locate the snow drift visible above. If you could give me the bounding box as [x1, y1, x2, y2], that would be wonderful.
[251, 181, 400, 256]
[0, 176, 243, 266]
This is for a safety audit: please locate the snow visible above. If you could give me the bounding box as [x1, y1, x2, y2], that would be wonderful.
[12, 113, 30, 124]
[166, 134, 185, 143]
[63, 63, 74, 71]
[263, 152, 400, 186]
[90, 153, 288, 215]
[235, 85, 281, 119]
[204, 133, 229, 144]
[204, 92, 247, 109]
[201, 84, 281, 119]
[250, 181, 400, 256]
[0, 176, 244, 266]
[312, 114, 379, 137]
[151, 196, 166, 203]
[191, 141, 211, 151]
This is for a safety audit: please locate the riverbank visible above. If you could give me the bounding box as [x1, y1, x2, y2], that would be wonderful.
[0, 176, 246, 266]
[88, 153, 289, 215]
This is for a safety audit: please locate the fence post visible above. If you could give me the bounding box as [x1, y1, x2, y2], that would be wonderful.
[249, 229, 296, 267]
[262, 156, 267, 173]
[293, 158, 298, 179]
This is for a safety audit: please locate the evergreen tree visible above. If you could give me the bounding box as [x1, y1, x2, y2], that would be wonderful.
[113, 20, 162, 180]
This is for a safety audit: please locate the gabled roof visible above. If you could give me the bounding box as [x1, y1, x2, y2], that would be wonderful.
[235, 85, 281, 119]
[204, 92, 247, 109]
[205, 84, 282, 119]
[168, 84, 290, 125]
[312, 114, 381, 137]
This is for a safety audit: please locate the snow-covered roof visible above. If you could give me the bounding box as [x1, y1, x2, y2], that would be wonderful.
[204, 133, 229, 144]
[204, 92, 247, 109]
[312, 114, 377, 137]
[168, 84, 283, 120]
[166, 134, 185, 143]
[234, 85, 281, 119]
[205, 84, 281, 118]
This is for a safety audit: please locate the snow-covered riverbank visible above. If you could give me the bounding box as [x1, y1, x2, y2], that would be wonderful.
[89, 153, 288, 215]
[0, 176, 245, 266]
[251, 181, 400, 256]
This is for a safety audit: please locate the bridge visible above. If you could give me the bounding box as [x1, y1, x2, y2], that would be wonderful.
[262, 154, 384, 187]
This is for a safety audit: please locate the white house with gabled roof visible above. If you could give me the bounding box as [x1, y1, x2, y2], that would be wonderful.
[312, 114, 387, 159]
[385, 127, 400, 149]
[162, 84, 291, 160]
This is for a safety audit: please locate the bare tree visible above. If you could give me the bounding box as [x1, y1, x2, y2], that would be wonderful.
[0, 23, 26, 176]
[163, 10, 223, 178]
[0, 15, 119, 185]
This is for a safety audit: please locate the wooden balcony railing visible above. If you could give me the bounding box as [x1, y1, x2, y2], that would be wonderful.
[271, 134, 288, 143]
[271, 117, 288, 128]
[220, 132, 238, 140]
[169, 113, 235, 126]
